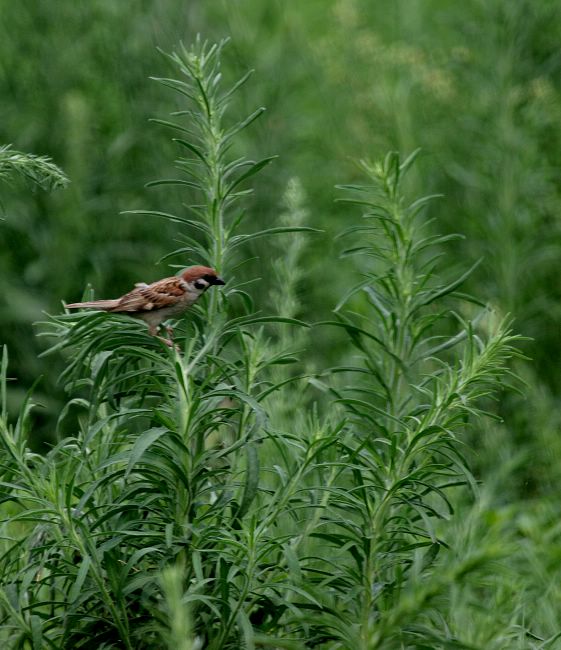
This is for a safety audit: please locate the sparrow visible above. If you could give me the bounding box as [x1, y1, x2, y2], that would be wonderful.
[66, 265, 225, 341]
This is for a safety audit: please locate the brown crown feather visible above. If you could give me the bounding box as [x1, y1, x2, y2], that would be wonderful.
[181, 266, 221, 282]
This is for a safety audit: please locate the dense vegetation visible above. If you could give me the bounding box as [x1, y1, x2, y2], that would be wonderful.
[1, 2, 561, 648]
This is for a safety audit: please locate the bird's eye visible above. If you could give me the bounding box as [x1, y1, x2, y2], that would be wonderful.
[194, 280, 207, 290]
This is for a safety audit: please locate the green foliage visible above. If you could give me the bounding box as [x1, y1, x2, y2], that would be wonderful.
[0, 40, 523, 647]
[0, 4, 560, 648]
[0, 144, 68, 192]
[302, 152, 521, 648]
[0, 38, 319, 649]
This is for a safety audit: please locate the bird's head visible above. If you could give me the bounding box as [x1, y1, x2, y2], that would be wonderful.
[181, 266, 225, 294]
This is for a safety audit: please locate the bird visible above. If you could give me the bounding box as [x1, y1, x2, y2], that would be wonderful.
[65, 265, 225, 343]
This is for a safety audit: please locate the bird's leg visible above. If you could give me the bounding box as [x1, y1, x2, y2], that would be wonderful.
[156, 323, 179, 349]
[146, 322, 174, 347]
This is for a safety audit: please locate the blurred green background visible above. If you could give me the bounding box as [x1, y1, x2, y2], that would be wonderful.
[1, 0, 561, 494]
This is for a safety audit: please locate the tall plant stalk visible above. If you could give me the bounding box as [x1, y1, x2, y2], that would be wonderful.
[317, 150, 521, 648]
[0, 39, 312, 649]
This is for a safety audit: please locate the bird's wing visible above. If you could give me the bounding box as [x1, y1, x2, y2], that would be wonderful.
[114, 277, 187, 312]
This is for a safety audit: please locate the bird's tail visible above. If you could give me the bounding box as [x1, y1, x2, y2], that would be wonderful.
[65, 299, 120, 311]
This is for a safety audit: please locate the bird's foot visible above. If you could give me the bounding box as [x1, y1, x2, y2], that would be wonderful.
[156, 332, 180, 352]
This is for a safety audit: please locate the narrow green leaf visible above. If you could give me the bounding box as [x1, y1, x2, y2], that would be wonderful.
[1, 346, 7, 421]
[399, 147, 422, 173]
[225, 156, 277, 195]
[125, 428, 168, 479]
[219, 69, 254, 105]
[122, 209, 195, 226]
[235, 444, 259, 520]
[237, 608, 255, 650]
[145, 178, 202, 191]
[173, 138, 210, 167]
[224, 107, 266, 141]
[30, 614, 44, 650]
[416, 259, 482, 308]
[69, 555, 91, 603]
[230, 226, 321, 249]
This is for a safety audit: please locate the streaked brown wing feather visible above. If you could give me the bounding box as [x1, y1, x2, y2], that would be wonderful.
[114, 277, 186, 313]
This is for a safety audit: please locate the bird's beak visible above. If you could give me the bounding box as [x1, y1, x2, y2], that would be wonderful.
[213, 276, 225, 286]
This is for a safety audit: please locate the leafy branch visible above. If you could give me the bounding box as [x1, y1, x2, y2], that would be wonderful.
[311, 150, 523, 648]
[0, 144, 69, 191]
